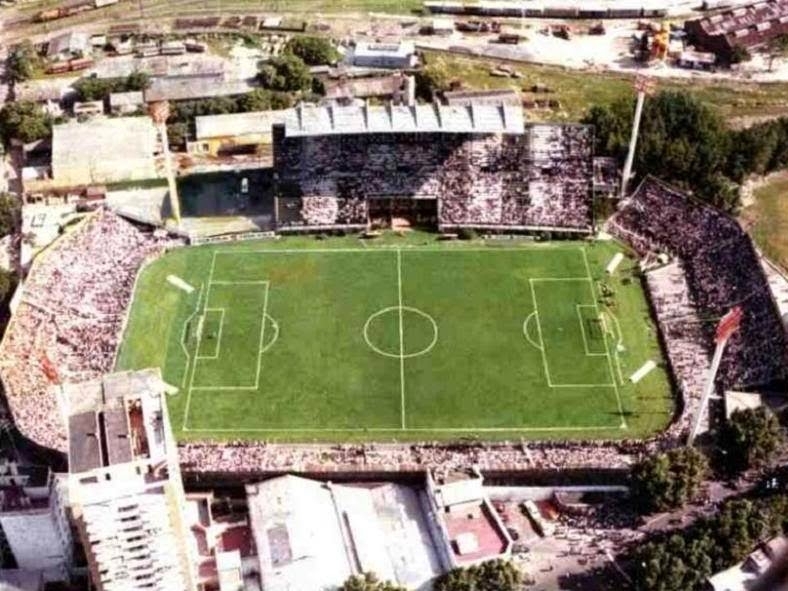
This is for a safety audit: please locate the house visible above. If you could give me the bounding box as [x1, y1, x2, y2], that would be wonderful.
[109, 90, 144, 115]
[707, 535, 788, 590]
[685, 0, 788, 61]
[51, 117, 159, 186]
[46, 31, 90, 61]
[189, 108, 294, 156]
[144, 74, 253, 103]
[351, 40, 417, 69]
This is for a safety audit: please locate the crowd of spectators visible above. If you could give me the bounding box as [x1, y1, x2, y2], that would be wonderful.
[609, 177, 787, 393]
[0, 209, 180, 451]
[275, 125, 594, 233]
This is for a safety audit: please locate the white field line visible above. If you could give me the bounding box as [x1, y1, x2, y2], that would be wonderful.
[190, 282, 269, 391]
[179, 282, 204, 389]
[605, 310, 626, 385]
[582, 248, 627, 429]
[576, 304, 607, 357]
[522, 312, 543, 351]
[183, 251, 217, 431]
[195, 308, 225, 360]
[528, 279, 554, 387]
[183, 424, 622, 433]
[397, 249, 406, 430]
[211, 246, 593, 255]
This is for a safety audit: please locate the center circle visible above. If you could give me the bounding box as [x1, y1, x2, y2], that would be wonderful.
[363, 306, 438, 359]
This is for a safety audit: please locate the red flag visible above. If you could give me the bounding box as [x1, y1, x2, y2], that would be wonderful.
[39, 354, 60, 385]
[715, 306, 743, 344]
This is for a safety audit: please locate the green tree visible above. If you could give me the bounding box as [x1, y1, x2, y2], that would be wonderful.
[0, 194, 20, 237]
[730, 44, 752, 65]
[0, 101, 52, 145]
[258, 55, 312, 93]
[767, 34, 788, 71]
[7, 41, 41, 83]
[630, 447, 709, 513]
[73, 72, 151, 102]
[415, 59, 451, 102]
[285, 35, 340, 66]
[434, 559, 522, 591]
[339, 572, 407, 591]
[238, 89, 293, 112]
[718, 407, 782, 474]
[585, 91, 734, 209]
[0, 268, 16, 303]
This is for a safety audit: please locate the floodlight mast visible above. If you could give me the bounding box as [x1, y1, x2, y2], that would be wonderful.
[687, 306, 743, 446]
[620, 75, 655, 199]
[149, 101, 182, 224]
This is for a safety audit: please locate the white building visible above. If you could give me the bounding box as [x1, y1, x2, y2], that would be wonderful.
[246, 475, 442, 590]
[65, 369, 197, 591]
[0, 453, 73, 584]
[351, 41, 417, 69]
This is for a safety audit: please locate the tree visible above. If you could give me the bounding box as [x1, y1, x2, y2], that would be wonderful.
[0, 194, 20, 237]
[73, 72, 151, 102]
[767, 34, 788, 72]
[434, 559, 522, 591]
[630, 447, 709, 513]
[585, 91, 735, 210]
[258, 55, 312, 93]
[0, 268, 16, 304]
[718, 407, 783, 474]
[0, 101, 52, 145]
[285, 35, 340, 66]
[730, 44, 752, 65]
[339, 572, 406, 591]
[238, 89, 293, 112]
[6, 41, 40, 83]
[415, 59, 451, 102]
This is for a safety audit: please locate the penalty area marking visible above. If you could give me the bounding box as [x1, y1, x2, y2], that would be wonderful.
[522, 312, 543, 351]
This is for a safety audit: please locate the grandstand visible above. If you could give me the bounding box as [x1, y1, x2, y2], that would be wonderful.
[609, 177, 788, 396]
[272, 103, 594, 234]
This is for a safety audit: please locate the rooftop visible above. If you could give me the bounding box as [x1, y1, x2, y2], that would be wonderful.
[353, 40, 416, 58]
[282, 103, 525, 137]
[195, 109, 294, 140]
[51, 116, 158, 186]
[246, 475, 441, 591]
[66, 369, 169, 474]
[144, 74, 253, 102]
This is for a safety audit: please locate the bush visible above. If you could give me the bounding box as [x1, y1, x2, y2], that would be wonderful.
[415, 59, 451, 102]
[285, 35, 340, 65]
[456, 227, 479, 240]
[0, 194, 20, 237]
[339, 572, 406, 591]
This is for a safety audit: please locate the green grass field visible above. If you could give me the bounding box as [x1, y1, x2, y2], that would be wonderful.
[115, 234, 674, 441]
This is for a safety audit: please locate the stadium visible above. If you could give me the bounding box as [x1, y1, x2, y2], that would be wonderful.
[1, 102, 786, 474]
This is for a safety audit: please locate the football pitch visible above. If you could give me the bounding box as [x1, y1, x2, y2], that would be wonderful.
[116, 235, 674, 441]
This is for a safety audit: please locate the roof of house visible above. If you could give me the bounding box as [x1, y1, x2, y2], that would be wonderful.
[51, 116, 158, 186]
[195, 109, 294, 140]
[444, 88, 521, 106]
[282, 103, 525, 137]
[324, 75, 407, 99]
[47, 31, 90, 57]
[353, 40, 416, 59]
[245, 475, 441, 591]
[109, 91, 144, 108]
[144, 74, 252, 102]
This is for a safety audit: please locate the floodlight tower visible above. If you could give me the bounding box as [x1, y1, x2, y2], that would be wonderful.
[149, 100, 182, 224]
[687, 306, 743, 446]
[620, 75, 655, 199]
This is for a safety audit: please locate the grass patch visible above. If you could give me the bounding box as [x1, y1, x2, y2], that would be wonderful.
[116, 234, 673, 442]
[742, 173, 788, 270]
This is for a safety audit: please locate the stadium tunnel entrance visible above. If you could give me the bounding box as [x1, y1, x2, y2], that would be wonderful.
[368, 197, 438, 230]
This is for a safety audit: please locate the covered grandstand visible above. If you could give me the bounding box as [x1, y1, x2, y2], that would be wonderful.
[272, 103, 594, 234]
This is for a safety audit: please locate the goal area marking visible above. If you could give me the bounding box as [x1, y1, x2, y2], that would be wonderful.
[181, 247, 628, 433]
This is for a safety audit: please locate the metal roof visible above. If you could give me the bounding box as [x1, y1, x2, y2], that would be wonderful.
[283, 103, 524, 137]
[195, 109, 294, 140]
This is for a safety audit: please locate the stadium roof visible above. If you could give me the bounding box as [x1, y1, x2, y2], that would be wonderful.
[246, 475, 442, 591]
[195, 109, 294, 140]
[283, 103, 525, 137]
[52, 117, 158, 186]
